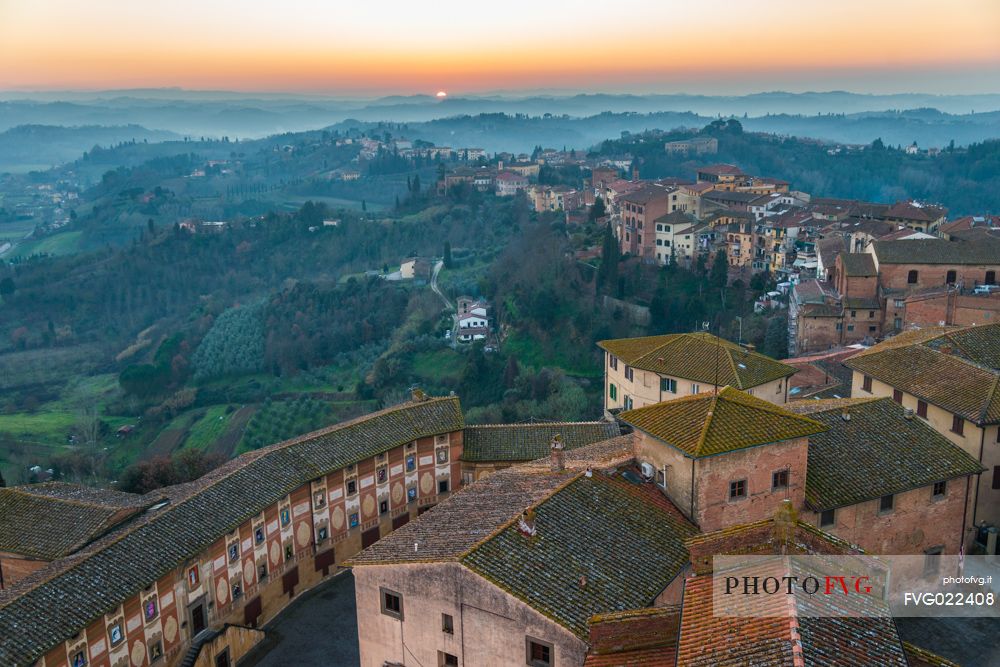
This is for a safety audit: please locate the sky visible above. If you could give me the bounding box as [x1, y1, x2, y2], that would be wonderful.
[1, 0, 999, 95]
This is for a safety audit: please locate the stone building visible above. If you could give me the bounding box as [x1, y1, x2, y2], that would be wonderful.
[348, 437, 696, 667]
[0, 396, 465, 667]
[598, 332, 797, 413]
[846, 323, 1000, 551]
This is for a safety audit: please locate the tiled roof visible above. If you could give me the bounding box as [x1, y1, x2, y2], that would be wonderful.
[585, 606, 679, 667]
[677, 517, 907, 667]
[620, 387, 827, 458]
[0, 484, 155, 561]
[846, 324, 1000, 425]
[697, 164, 743, 176]
[461, 471, 696, 639]
[901, 641, 962, 667]
[349, 436, 636, 566]
[0, 397, 463, 667]
[840, 252, 876, 277]
[788, 398, 984, 510]
[885, 201, 946, 222]
[873, 238, 1000, 264]
[597, 333, 797, 389]
[620, 185, 673, 205]
[462, 422, 620, 462]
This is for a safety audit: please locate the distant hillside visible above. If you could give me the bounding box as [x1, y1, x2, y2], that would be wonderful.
[2, 91, 1000, 149]
[0, 124, 181, 173]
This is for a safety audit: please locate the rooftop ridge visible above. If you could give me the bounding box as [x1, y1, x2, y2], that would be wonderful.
[465, 420, 610, 429]
[457, 470, 585, 560]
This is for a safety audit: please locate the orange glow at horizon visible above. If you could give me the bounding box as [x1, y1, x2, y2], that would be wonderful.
[1, 0, 999, 94]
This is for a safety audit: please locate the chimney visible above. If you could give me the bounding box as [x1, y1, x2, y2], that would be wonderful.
[904, 408, 914, 420]
[517, 509, 537, 537]
[841, 410, 851, 422]
[550, 434, 565, 472]
[411, 388, 428, 402]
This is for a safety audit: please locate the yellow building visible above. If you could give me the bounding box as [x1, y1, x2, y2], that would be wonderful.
[597, 332, 798, 413]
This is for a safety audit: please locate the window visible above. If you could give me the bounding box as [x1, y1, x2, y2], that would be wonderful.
[987, 270, 997, 285]
[868, 326, 876, 333]
[917, 400, 928, 418]
[228, 542, 240, 563]
[772, 469, 789, 491]
[108, 620, 124, 647]
[946, 270, 957, 284]
[349, 512, 360, 528]
[847, 324, 854, 332]
[908, 270, 919, 284]
[438, 652, 458, 667]
[851, 310, 857, 318]
[729, 479, 747, 500]
[951, 415, 964, 436]
[442, 613, 454, 634]
[894, 299, 905, 308]
[656, 468, 666, 489]
[377, 467, 388, 483]
[691, 383, 700, 394]
[879, 494, 894, 514]
[820, 509, 835, 527]
[71, 651, 86, 667]
[284, 542, 294, 561]
[215, 649, 231, 667]
[836, 322, 843, 331]
[258, 562, 268, 580]
[438, 479, 450, 494]
[623, 395, 633, 410]
[347, 479, 358, 495]
[231, 581, 242, 601]
[379, 500, 389, 515]
[254, 526, 265, 545]
[862, 375, 872, 392]
[318, 525, 329, 541]
[187, 565, 200, 589]
[892, 389, 902, 404]
[932, 480, 947, 499]
[148, 640, 164, 662]
[280, 507, 291, 527]
[609, 383, 617, 401]
[660, 378, 677, 393]
[407, 487, 418, 502]
[526, 638, 554, 667]
[380, 588, 403, 620]
[405, 455, 416, 472]
[993, 466, 1000, 490]
[624, 365, 634, 382]
[436, 447, 449, 464]
[869, 311, 875, 319]
[144, 596, 158, 622]
[314, 491, 326, 509]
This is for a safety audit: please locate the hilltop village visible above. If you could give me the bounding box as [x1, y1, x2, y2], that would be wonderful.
[1, 323, 998, 667]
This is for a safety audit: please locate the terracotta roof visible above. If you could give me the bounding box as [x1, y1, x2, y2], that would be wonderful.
[597, 332, 797, 390]
[845, 324, 1000, 425]
[462, 422, 620, 462]
[872, 238, 1000, 264]
[0, 397, 464, 667]
[788, 398, 984, 510]
[677, 515, 907, 667]
[697, 164, 744, 176]
[0, 484, 155, 561]
[619, 387, 827, 458]
[349, 436, 636, 566]
[620, 184, 673, 205]
[585, 606, 680, 667]
[461, 471, 696, 639]
[901, 641, 962, 667]
[885, 201, 947, 222]
[840, 252, 876, 277]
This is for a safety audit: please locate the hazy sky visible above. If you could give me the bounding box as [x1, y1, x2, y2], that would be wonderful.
[1, 0, 999, 95]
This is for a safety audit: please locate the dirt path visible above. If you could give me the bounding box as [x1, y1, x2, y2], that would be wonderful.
[209, 405, 256, 458]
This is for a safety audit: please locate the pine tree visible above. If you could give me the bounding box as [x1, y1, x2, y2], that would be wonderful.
[443, 241, 453, 269]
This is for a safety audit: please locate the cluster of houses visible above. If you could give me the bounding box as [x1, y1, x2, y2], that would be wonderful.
[1, 323, 998, 666]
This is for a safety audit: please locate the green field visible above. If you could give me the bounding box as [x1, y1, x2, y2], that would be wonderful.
[12, 230, 84, 257]
[410, 349, 465, 382]
[181, 405, 237, 450]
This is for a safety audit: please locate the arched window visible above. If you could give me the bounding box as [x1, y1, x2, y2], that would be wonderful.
[946, 270, 957, 284]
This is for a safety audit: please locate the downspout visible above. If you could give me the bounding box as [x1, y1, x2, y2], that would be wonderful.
[971, 427, 986, 533]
